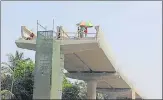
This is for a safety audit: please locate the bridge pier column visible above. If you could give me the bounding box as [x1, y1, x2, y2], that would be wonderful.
[97, 88, 131, 99]
[87, 80, 97, 99]
[65, 72, 115, 99]
[33, 31, 63, 99]
[50, 42, 64, 99]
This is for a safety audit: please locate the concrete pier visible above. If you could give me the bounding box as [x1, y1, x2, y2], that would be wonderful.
[65, 72, 115, 99]
[87, 80, 97, 99]
[15, 25, 142, 99]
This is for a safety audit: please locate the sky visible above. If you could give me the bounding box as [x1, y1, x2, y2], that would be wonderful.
[1, 1, 162, 99]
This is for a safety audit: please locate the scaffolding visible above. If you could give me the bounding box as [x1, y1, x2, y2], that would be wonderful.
[36, 20, 98, 40]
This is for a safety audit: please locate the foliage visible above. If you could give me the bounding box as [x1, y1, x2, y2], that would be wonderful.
[14, 60, 34, 79]
[1, 51, 33, 100]
[12, 67, 34, 100]
[62, 77, 73, 89]
[1, 72, 12, 90]
[62, 78, 86, 99]
[1, 90, 15, 100]
[6, 50, 30, 70]
[1, 51, 105, 100]
[62, 84, 81, 99]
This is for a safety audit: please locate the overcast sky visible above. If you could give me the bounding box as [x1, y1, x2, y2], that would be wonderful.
[1, 1, 162, 99]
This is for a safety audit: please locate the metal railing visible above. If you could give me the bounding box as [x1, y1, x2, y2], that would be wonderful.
[19, 25, 100, 41]
[55, 26, 98, 40]
[58, 32, 97, 40]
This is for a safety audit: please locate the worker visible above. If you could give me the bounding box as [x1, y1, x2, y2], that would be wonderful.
[84, 27, 88, 37]
[30, 33, 35, 38]
[25, 33, 35, 40]
[77, 26, 80, 38]
[57, 28, 61, 39]
[80, 26, 86, 38]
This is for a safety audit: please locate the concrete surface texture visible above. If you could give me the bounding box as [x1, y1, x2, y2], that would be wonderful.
[15, 26, 142, 99]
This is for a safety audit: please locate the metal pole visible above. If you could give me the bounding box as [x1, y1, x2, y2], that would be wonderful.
[52, 19, 54, 32]
[37, 20, 38, 33]
[37, 21, 47, 31]
[52, 19, 55, 38]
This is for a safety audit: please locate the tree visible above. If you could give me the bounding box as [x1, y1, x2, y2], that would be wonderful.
[1, 51, 33, 100]
[1, 63, 13, 90]
[12, 66, 34, 100]
[62, 80, 105, 99]
[1, 51, 105, 100]
[6, 50, 30, 70]
[62, 77, 73, 90]
[13, 60, 34, 79]
[1, 63, 15, 100]
[74, 81, 87, 99]
[62, 84, 81, 99]
[2, 51, 31, 93]
[12, 60, 34, 100]
[1, 90, 15, 100]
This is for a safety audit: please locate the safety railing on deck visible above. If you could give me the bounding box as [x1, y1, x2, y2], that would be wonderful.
[55, 26, 99, 40]
[58, 32, 97, 40]
[20, 25, 100, 41]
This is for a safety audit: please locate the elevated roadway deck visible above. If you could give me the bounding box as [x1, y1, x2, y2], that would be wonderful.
[15, 26, 142, 99]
